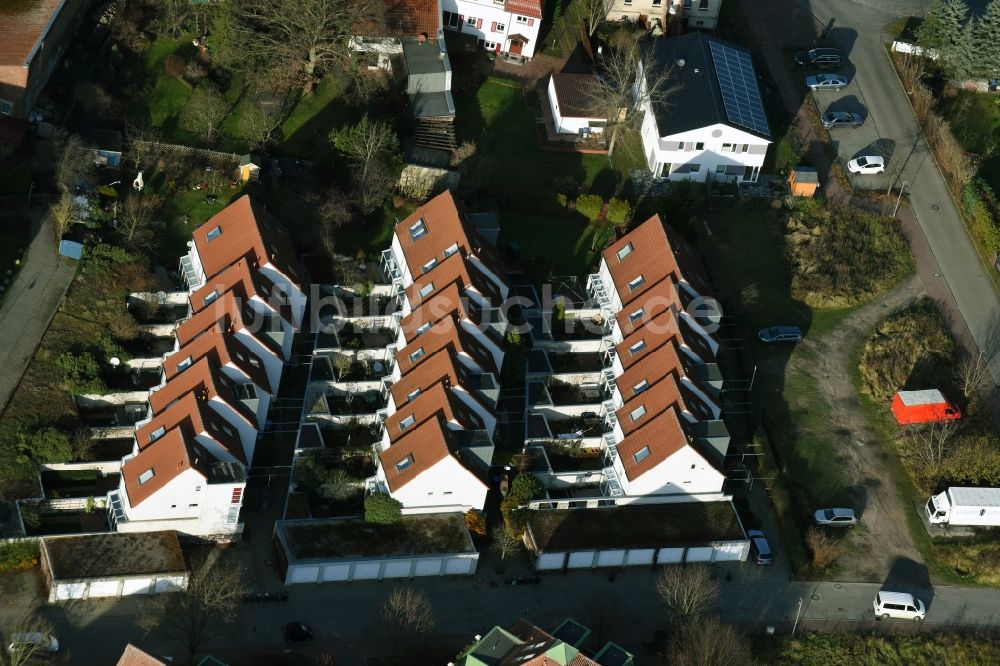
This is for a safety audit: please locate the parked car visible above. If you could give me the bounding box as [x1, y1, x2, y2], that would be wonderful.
[822, 111, 863, 128]
[758, 326, 803, 344]
[806, 73, 848, 91]
[847, 155, 886, 174]
[814, 507, 858, 526]
[873, 591, 926, 621]
[747, 529, 773, 565]
[795, 47, 842, 69]
[7, 632, 59, 655]
[283, 622, 314, 643]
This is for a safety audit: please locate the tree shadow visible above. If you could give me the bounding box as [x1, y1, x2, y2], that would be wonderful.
[882, 556, 934, 609]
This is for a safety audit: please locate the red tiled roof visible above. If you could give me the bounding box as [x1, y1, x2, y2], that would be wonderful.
[189, 257, 295, 329]
[0, 0, 62, 66]
[135, 392, 246, 464]
[617, 407, 688, 481]
[396, 314, 496, 376]
[614, 278, 683, 338]
[384, 381, 485, 443]
[384, 0, 440, 37]
[148, 358, 257, 427]
[117, 643, 167, 666]
[614, 340, 683, 397]
[405, 250, 501, 307]
[192, 195, 302, 285]
[164, 323, 272, 394]
[616, 310, 681, 372]
[379, 417, 452, 491]
[389, 348, 463, 409]
[502, 620, 600, 666]
[617, 373, 687, 436]
[505, 0, 543, 19]
[603, 216, 682, 308]
[122, 429, 204, 507]
[400, 281, 470, 340]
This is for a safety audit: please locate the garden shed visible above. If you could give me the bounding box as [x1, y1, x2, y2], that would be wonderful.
[274, 513, 478, 584]
[41, 531, 188, 602]
[787, 167, 818, 198]
[524, 502, 749, 571]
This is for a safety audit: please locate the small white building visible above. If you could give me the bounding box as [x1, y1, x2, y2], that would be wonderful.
[638, 32, 771, 183]
[546, 73, 605, 138]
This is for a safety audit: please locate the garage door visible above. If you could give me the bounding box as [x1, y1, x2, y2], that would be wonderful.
[122, 578, 153, 595]
[657, 548, 684, 564]
[685, 547, 713, 562]
[596, 550, 626, 567]
[414, 559, 442, 577]
[383, 560, 412, 578]
[321, 564, 351, 582]
[567, 551, 596, 569]
[88, 580, 120, 598]
[154, 577, 184, 593]
[536, 553, 566, 570]
[353, 562, 381, 580]
[712, 541, 747, 562]
[288, 566, 320, 584]
[625, 549, 654, 566]
[444, 557, 475, 575]
[55, 582, 87, 600]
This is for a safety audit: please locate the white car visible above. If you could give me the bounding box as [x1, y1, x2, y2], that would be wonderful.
[814, 507, 858, 526]
[7, 632, 59, 655]
[805, 73, 848, 91]
[874, 591, 926, 621]
[847, 155, 885, 174]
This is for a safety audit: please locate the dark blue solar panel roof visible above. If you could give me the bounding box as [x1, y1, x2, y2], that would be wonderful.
[709, 41, 770, 136]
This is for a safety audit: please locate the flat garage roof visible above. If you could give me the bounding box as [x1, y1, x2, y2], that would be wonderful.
[43, 531, 186, 580]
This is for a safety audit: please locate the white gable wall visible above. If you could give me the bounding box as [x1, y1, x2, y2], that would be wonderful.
[443, 0, 542, 58]
[619, 444, 725, 496]
[378, 456, 488, 512]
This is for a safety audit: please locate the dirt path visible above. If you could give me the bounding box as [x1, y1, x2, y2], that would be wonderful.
[790, 274, 928, 582]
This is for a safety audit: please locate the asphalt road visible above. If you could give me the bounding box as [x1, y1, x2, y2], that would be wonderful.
[805, 0, 1000, 379]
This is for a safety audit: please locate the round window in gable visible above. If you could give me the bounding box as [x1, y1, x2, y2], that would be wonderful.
[711, 129, 723, 138]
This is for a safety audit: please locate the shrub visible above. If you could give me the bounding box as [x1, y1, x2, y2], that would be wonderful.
[500, 473, 543, 530]
[575, 194, 604, 221]
[783, 203, 913, 307]
[464, 509, 487, 538]
[605, 197, 631, 224]
[365, 494, 403, 524]
[56, 351, 105, 395]
[858, 299, 956, 402]
[805, 527, 840, 571]
[164, 54, 186, 78]
[0, 541, 40, 572]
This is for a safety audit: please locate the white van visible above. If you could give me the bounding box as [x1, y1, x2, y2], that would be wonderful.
[873, 591, 926, 621]
[7, 632, 59, 654]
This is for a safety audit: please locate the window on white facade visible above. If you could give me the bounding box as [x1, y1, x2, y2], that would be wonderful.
[206, 226, 222, 241]
[633, 379, 650, 394]
[0, 99, 12, 116]
[444, 242, 460, 257]
[624, 0, 632, 4]
[443, 11, 459, 28]
[236, 383, 256, 400]
[633, 446, 651, 463]
[409, 347, 425, 363]
[409, 219, 427, 240]
[630, 405, 647, 422]
[495, 22, 506, 32]
[138, 468, 155, 485]
[196, 486, 202, 491]
[628, 307, 645, 323]
[689, 164, 701, 172]
[627, 275, 645, 292]
[467, 15, 478, 25]
[228, 506, 239, 523]
[699, 0, 709, 9]
[742, 144, 749, 153]
[176, 356, 193, 372]
[616, 243, 633, 261]
[484, 40, 497, 50]
[189, 503, 199, 507]
[422, 258, 438, 273]
[652, 0, 662, 5]
[516, 15, 529, 23]
[716, 165, 727, 173]
[628, 339, 646, 355]
[418, 282, 434, 298]
[399, 415, 416, 431]
[149, 426, 166, 443]
[396, 454, 415, 471]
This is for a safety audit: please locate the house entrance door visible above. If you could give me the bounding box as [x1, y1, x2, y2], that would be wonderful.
[509, 40, 523, 55]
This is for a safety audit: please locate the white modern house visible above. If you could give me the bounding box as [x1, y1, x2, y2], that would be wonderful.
[637, 32, 771, 183]
[442, 0, 543, 59]
[546, 73, 605, 138]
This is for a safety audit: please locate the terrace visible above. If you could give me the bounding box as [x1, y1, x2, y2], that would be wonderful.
[529, 379, 602, 407]
[41, 470, 121, 500]
[548, 352, 605, 375]
[551, 315, 608, 342]
[306, 389, 386, 416]
[311, 352, 391, 382]
[526, 442, 605, 474]
[335, 322, 397, 350]
[290, 447, 376, 518]
[541, 414, 605, 438]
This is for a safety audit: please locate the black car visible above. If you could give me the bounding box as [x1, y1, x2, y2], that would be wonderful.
[821, 111, 863, 128]
[794, 47, 842, 69]
[283, 622, 314, 643]
[758, 326, 803, 344]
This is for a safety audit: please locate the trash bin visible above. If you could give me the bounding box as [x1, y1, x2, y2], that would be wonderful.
[990, 79, 999, 92]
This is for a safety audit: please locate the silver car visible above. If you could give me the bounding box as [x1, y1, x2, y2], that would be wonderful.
[822, 111, 863, 128]
[806, 73, 848, 91]
[814, 507, 858, 526]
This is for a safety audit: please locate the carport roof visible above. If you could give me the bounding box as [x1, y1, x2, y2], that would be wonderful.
[42, 531, 186, 580]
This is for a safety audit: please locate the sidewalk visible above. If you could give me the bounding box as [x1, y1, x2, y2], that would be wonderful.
[0, 208, 76, 415]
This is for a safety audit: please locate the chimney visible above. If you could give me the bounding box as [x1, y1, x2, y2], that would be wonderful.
[677, 58, 686, 67]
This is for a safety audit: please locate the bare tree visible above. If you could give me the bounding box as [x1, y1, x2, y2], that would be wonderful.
[579, 0, 616, 36]
[52, 130, 95, 194]
[242, 104, 284, 149]
[805, 526, 840, 571]
[116, 194, 166, 253]
[228, 0, 385, 94]
[585, 45, 678, 155]
[124, 119, 163, 172]
[151, 0, 192, 38]
[137, 555, 245, 665]
[654, 565, 719, 621]
[70, 427, 98, 462]
[48, 193, 78, 242]
[904, 419, 961, 469]
[956, 352, 992, 400]
[330, 115, 400, 213]
[181, 84, 230, 144]
[380, 587, 435, 650]
[2, 607, 57, 666]
[664, 617, 754, 666]
[490, 525, 523, 562]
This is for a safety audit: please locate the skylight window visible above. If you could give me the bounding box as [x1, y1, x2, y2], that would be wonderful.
[149, 426, 166, 443]
[176, 356, 193, 372]
[399, 415, 416, 431]
[409, 347, 425, 363]
[422, 258, 438, 273]
[418, 282, 434, 298]
[138, 468, 155, 485]
[443, 242, 460, 258]
[409, 219, 427, 240]
[633, 379, 649, 395]
[630, 405, 647, 422]
[206, 226, 222, 241]
[407, 388, 422, 401]
[395, 454, 414, 472]
[616, 243, 634, 261]
[628, 339, 646, 355]
[627, 275, 645, 292]
[202, 290, 219, 306]
[628, 308, 645, 323]
[416, 322, 431, 336]
[633, 446, 651, 463]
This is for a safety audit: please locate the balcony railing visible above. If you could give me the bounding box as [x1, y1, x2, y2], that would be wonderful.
[601, 465, 624, 497]
[178, 255, 201, 289]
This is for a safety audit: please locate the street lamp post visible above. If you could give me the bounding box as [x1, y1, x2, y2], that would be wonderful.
[792, 597, 803, 635]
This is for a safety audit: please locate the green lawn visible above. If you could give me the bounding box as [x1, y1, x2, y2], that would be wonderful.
[280, 76, 356, 158]
[154, 184, 246, 262]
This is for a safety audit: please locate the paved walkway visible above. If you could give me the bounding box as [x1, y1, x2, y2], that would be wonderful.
[0, 209, 76, 415]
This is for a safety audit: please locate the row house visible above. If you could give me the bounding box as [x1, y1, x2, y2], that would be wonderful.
[442, 0, 544, 60]
[525, 215, 729, 502]
[606, 0, 723, 31]
[351, 191, 511, 513]
[108, 197, 304, 538]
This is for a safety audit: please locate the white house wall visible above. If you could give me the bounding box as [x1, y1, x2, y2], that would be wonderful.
[197, 479, 243, 533]
[234, 328, 284, 392]
[208, 395, 260, 461]
[546, 76, 605, 135]
[618, 444, 725, 496]
[120, 468, 205, 524]
[383, 456, 488, 512]
[443, 0, 542, 58]
[640, 112, 769, 182]
[259, 263, 306, 330]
